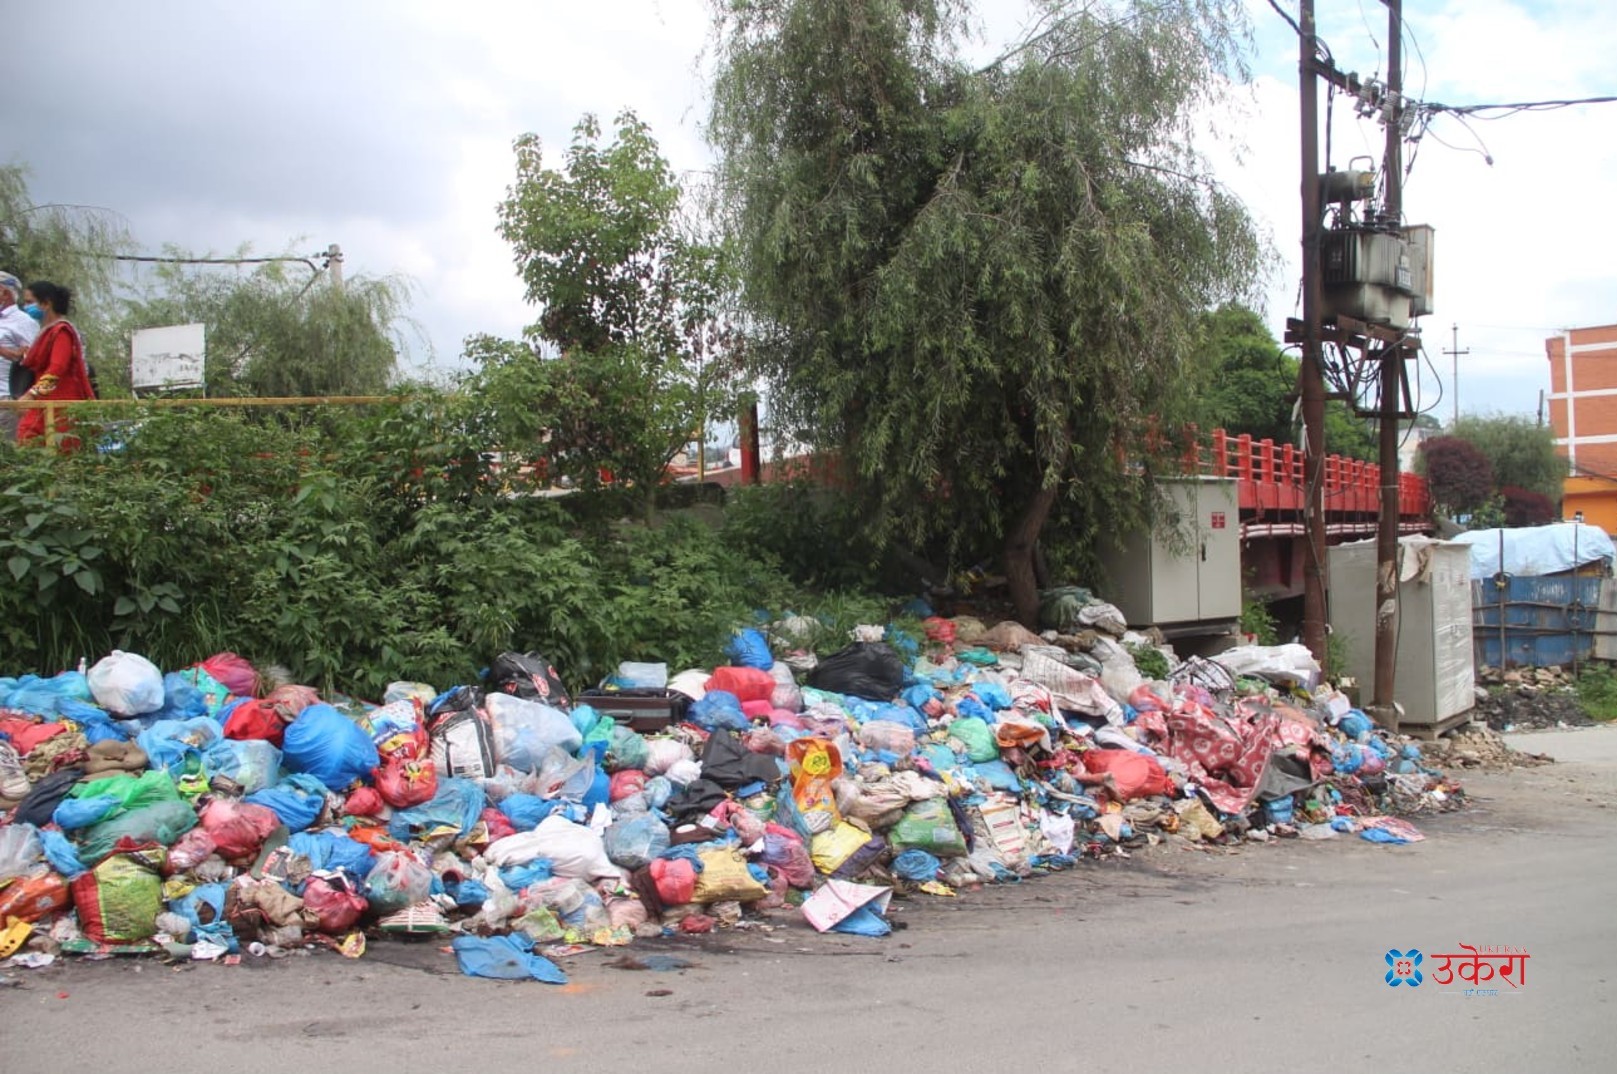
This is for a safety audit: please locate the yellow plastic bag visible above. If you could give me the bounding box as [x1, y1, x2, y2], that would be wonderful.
[691, 848, 768, 903]
[810, 821, 875, 874]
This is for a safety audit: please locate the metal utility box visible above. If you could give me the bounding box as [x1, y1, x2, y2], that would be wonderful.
[1328, 538, 1475, 730]
[1099, 478, 1242, 631]
[1322, 229, 1412, 329]
[1403, 224, 1435, 317]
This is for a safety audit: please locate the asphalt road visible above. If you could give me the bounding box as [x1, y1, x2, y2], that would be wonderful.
[5, 725, 1614, 1074]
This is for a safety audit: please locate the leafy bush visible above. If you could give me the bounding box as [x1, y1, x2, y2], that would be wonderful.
[0, 398, 882, 696]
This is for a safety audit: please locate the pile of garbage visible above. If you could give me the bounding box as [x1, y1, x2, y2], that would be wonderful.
[0, 615, 1462, 982]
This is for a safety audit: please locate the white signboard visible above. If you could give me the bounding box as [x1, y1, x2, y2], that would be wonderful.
[131, 323, 206, 391]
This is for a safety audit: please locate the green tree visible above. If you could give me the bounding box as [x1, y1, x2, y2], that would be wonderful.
[1195, 302, 1376, 461]
[709, 0, 1265, 623]
[1196, 305, 1294, 445]
[1452, 414, 1562, 504]
[0, 164, 131, 392]
[118, 253, 410, 397]
[492, 111, 739, 510]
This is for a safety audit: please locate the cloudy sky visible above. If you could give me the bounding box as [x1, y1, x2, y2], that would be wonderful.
[6, 0, 1613, 423]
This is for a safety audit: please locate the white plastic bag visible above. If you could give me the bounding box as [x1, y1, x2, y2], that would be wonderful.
[486, 815, 619, 881]
[0, 823, 44, 880]
[667, 669, 711, 701]
[88, 651, 165, 716]
[643, 738, 694, 776]
[484, 694, 582, 771]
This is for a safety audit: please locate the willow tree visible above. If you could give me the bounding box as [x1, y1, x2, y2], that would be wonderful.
[709, 0, 1264, 623]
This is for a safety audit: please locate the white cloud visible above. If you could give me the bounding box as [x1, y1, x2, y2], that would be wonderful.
[5, 0, 1611, 419]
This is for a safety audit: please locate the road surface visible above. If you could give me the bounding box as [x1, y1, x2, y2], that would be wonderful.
[6, 724, 1614, 1074]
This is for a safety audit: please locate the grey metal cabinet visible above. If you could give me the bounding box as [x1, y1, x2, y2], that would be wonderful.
[1100, 478, 1242, 629]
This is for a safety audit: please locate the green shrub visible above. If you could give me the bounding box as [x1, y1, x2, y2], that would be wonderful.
[0, 400, 882, 695]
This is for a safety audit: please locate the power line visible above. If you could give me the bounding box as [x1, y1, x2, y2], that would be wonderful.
[1433, 94, 1617, 118]
[104, 253, 325, 272]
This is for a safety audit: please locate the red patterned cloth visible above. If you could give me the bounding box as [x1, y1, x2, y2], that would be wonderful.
[1134, 697, 1284, 814]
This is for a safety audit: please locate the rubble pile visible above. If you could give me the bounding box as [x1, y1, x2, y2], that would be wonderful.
[0, 612, 1464, 981]
[1472, 666, 1594, 732]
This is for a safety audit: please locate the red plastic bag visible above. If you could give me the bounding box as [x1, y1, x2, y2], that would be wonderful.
[302, 874, 368, 933]
[480, 807, 517, 842]
[0, 870, 72, 922]
[343, 787, 385, 818]
[224, 699, 287, 747]
[373, 756, 438, 809]
[1080, 749, 1174, 800]
[163, 828, 218, 875]
[740, 699, 773, 719]
[609, 769, 646, 802]
[200, 652, 259, 697]
[200, 798, 282, 860]
[649, 857, 696, 905]
[704, 667, 776, 704]
[923, 617, 957, 645]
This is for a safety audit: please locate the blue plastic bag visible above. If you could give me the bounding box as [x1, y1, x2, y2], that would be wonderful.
[970, 760, 1023, 794]
[59, 698, 126, 743]
[902, 684, 940, 710]
[726, 628, 774, 670]
[40, 829, 87, 879]
[203, 738, 282, 795]
[690, 690, 749, 733]
[137, 717, 224, 776]
[451, 934, 568, 983]
[497, 859, 554, 892]
[54, 796, 119, 830]
[3, 672, 94, 717]
[893, 849, 941, 881]
[389, 778, 485, 841]
[444, 876, 489, 908]
[1360, 827, 1410, 845]
[1338, 710, 1374, 740]
[831, 904, 892, 937]
[155, 673, 209, 721]
[603, 814, 670, 870]
[973, 682, 1013, 712]
[245, 773, 329, 832]
[282, 704, 379, 790]
[499, 794, 562, 831]
[582, 768, 611, 810]
[289, 830, 375, 878]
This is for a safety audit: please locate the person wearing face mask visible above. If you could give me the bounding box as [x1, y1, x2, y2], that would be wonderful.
[16, 280, 95, 449]
[0, 271, 42, 441]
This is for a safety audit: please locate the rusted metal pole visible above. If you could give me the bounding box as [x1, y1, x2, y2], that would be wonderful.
[1372, 0, 1405, 730]
[1299, 0, 1329, 666]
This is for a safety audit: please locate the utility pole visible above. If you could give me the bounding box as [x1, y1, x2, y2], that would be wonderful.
[1442, 322, 1469, 427]
[1299, 0, 1329, 667]
[1371, 0, 1406, 733]
[325, 243, 344, 292]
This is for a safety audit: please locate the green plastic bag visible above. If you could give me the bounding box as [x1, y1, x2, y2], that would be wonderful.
[949, 717, 998, 763]
[75, 800, 199, 866]
[68, 770, 182, 813]
[607, 724, 649, 771]
[584, 714, 616, 755]
[514, 905, 565, 943]
[889, 798, 968, 858]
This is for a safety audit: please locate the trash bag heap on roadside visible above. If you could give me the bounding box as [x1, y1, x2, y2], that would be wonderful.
[0, 617, 1463, 975]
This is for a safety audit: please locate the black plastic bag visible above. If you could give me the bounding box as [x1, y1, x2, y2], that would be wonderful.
[700, 730, 781, 791]
[664, 778, 728, 824]
[489, 651, 571, 710]
[806, 642, 905, 701]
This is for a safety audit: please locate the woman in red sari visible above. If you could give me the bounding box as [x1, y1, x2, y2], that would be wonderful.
[16, 281, 95, 449]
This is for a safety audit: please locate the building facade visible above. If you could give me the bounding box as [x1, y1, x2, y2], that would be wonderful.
[1548, 323, 1617, 476]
